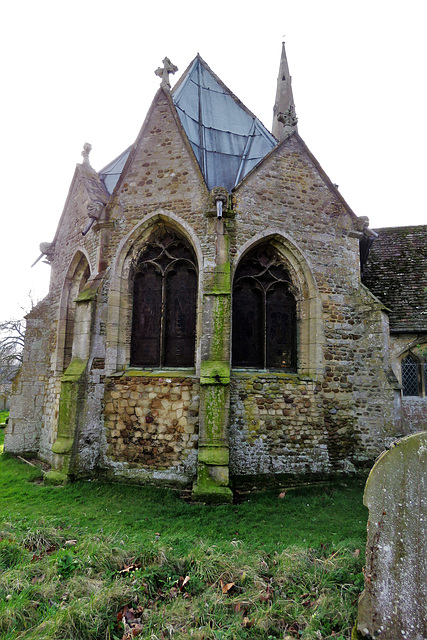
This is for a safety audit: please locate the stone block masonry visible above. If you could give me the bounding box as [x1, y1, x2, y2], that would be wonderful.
[103, 375, 199, 475]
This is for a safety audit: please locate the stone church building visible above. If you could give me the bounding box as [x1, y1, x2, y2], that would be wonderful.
[5, 46, 427, 501]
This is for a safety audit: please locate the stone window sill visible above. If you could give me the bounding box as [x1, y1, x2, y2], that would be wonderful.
[111, 368, 197, 378]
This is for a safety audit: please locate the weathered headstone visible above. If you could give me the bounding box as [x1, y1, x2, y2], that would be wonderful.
[356, 432, 427, 639]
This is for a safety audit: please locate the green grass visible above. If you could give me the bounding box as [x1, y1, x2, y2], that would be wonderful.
[0, 444, 368, 639]
[0, 417, 6, 454]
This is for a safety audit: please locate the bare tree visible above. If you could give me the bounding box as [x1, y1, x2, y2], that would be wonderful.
[0, 318, 26, 383]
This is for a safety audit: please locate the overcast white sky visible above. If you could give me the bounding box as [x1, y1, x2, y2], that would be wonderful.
[1, 0, 426, 321]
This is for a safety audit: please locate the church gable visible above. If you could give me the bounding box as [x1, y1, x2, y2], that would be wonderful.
[110, 88, 208, 216]
[233, 131, 362, 285]
[48, 158, 108, 295]
[236, 131, 357, 226]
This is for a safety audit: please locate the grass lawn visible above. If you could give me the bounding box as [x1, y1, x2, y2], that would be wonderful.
[0, 427, 367, 639]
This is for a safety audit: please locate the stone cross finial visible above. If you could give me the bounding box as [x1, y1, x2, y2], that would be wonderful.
[155, 57, 178, 89]
[81, 142, 92, 165]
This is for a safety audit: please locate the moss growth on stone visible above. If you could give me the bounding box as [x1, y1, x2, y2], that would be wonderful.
[192, 464, 233, 503]
[212, 260, 231, 294]
[51, 437, 74, 455]
[44, 470, 69, 486]
[200, 360, 230, 385]
[121, 369, 196, 378]
[61, 358, 88, 382]
[203, 385, 228, 440]
[51, 358, 88, 479]
[75, 280, 101, 302]
[198, 444, 229, 466]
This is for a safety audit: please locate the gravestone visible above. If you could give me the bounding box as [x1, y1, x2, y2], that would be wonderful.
[356, 432, 427, 639]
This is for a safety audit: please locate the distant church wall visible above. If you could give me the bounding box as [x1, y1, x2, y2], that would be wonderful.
[389, 334, 427, 433]
[5, 302, 51, 455]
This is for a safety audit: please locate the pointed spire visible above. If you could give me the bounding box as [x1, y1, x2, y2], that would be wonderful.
[272, 42, 298, 141]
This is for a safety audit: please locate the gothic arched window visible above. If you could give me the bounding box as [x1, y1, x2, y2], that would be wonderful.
[232, 244, 297, 371]
[131, 230, 197, 368]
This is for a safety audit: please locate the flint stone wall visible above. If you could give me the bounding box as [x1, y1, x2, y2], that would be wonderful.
[229, 373, 329, 477]
[103, 375, 199, 477]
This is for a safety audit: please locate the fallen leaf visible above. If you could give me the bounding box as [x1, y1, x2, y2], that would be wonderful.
[178, 575, 190, 591]
[118, 563, 142, 574]
[220, 580, 235, 594]
[65, 540, 77, 546]
[278, 491, 287, 499]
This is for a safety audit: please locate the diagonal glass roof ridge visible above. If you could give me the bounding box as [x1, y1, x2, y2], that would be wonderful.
[173, 56, 276, 191]
[98, 146, 132, 194]
[97, 55, 277, 196]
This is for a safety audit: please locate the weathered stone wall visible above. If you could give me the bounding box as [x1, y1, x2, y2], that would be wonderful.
[232, 136, 361, 293]
[7, 162, 108, 464]
[38, 375, 62, 460]
[226, 136, 396, 468]
[5, 302, 51, 454]
[102, 374, 199, 481]
[104, 90, 212, 270]
[229, 373, 328, 478]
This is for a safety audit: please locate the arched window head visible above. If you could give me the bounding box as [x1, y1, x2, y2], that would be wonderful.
[232, 244, 297, 371]
[131, 229, 197, 368]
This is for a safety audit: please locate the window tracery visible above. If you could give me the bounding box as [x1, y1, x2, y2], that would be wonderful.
[232, 244, 297, 371]
[131, 229, 197, 368]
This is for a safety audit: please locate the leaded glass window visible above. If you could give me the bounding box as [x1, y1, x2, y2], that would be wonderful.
[131, 230, 197, 367]
[232, 244, 297, 371]
[401, 354, 420, 396]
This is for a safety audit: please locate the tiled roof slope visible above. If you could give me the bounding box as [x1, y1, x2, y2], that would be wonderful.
[362, 225, 427, 333]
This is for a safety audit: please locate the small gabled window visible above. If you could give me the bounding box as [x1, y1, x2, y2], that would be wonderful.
[131, 230, 197, 368]
[232, 244, 297, 371]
